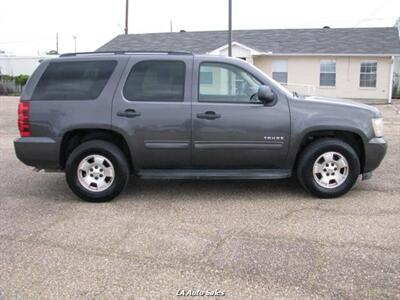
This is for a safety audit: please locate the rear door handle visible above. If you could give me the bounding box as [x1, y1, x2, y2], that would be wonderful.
[117, 109, 141, 118]
[196, 111, 221, 120]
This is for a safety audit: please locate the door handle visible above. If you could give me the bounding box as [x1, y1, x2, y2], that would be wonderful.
[117, 109, 141, 118]
[196, 111, 221, 120]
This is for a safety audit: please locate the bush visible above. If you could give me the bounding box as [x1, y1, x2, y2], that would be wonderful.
[0, 74, 29, 95]
[14, 74, 29, 86]
[0, 84, 5, 95]
[393, 83, 400, 99]
[0, 75, 14, 81]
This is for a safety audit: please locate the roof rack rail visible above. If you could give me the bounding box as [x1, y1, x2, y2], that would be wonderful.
[59, 50, 193, 57]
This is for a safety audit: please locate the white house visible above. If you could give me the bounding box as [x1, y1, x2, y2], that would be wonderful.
[98, 27, 400, 103]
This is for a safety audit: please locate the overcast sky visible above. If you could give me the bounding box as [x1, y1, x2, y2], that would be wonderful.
[0, 0, 399, 55]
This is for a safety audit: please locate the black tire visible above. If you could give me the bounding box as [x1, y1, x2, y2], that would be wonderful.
[65, 140, 129, 202]
[296, 138, 360, 198]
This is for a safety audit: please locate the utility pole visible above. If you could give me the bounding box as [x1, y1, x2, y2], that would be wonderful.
[72, 35, 77, 53]
[170, 20, 173, 32]
[56, 32, 59, 54]
[228, 0, 232, 57]
[124, 0, 129, 35]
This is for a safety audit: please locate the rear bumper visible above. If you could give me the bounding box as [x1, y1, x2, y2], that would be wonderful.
[363, 137, 387, 173]
[14, 137, 60, 169]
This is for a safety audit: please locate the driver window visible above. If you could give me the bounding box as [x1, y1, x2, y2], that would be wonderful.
[199, 62, 261, 103]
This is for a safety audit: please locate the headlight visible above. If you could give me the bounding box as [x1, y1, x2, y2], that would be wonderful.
[371, 118, 384, 137]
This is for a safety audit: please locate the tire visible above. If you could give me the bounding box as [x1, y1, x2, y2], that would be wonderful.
[296, 138, 360, 198]
[65, 140, 129, 202]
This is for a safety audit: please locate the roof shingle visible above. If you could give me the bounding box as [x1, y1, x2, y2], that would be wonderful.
[97, 27, 400, 55]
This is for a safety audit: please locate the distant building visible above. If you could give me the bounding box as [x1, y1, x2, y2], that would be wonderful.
[98, 27, 400, 102]
[0, 52, 50, 76]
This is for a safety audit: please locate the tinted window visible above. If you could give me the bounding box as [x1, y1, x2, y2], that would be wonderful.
[123, 60, 185, 101]
[199, 63, 261, 103]
[32, 61, 116, 100]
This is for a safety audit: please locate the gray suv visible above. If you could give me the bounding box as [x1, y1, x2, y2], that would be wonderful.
[14, 51, 387, 202]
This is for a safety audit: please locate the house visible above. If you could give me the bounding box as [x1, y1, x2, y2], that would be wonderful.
[98, 27, 400, 102]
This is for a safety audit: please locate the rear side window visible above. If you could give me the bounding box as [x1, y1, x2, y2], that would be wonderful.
[32, 60, 117, 100]
[123, 60, 185, 101]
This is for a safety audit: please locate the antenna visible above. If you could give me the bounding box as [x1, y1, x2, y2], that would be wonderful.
[72, 35, 77, 53]
[56, 32, 59, 54]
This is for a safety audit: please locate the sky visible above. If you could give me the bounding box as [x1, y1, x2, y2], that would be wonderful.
[0, 0, 399, 55]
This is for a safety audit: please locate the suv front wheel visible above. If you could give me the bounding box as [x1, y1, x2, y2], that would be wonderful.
[65, 140, 129, 202]
[296, 138, 360, 198]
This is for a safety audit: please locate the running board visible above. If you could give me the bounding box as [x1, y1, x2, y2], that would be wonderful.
[137, 169, 292, 180]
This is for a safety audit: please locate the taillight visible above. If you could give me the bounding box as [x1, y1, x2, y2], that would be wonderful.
[18, 101, 31, 137]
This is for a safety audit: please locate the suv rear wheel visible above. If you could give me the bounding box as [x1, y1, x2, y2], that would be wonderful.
[296, 138, 360, 198]
[65, 140, 129, 202]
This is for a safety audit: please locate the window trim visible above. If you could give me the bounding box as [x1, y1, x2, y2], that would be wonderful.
[359, 60, 377, 89]
[122, 59, 186, 102]
[319, 60, 336, 87]
[197, 61, 267, 105]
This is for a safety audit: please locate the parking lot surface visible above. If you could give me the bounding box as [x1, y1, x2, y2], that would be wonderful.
[1, 96, 399, 299]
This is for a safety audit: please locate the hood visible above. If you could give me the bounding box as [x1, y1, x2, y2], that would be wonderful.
[303, 96, 381, 117]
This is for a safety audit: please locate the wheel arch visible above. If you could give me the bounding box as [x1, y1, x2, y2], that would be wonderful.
[293, 129, 366, 173]
[59, 128, 134, 171]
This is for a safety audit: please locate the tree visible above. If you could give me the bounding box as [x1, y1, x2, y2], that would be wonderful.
[14, 75, 29, 86]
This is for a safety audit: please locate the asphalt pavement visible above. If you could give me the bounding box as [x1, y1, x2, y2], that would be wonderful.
[0, 96, 399, 299]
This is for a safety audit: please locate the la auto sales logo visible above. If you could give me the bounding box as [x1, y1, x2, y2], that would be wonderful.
[176, 289, 225, 297]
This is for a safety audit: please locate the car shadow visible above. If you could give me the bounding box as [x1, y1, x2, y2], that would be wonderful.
[119, 177, 309, 202]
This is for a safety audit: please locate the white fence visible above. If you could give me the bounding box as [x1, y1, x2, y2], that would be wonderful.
[0, 79, 23, 95]
[284, 82, 316, 96]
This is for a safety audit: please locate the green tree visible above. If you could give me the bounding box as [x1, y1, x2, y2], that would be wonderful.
[0, 74, 14, 81]
[14, 74, 29, 86]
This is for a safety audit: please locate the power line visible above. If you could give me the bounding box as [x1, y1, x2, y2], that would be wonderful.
[0, 37, 55, 44]
[298, 16, 398, 26]
[353, 0, 394, 27]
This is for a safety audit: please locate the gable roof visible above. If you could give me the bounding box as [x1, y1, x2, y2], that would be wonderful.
[97, 27, 400, 56]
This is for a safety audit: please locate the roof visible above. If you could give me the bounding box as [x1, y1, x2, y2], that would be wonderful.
[97, 27, 400, 56]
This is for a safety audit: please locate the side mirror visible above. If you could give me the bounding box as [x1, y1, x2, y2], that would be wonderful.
[257, 85, 275, 104]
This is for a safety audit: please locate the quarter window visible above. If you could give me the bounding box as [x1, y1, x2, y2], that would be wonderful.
[320, 60, 336, 87]
[124, 60, 185, 101]
[32, 60, 117, 100]
[272, 60, 288, 84]
[199, 62, 261, 103]
[360, 61, 377, 88]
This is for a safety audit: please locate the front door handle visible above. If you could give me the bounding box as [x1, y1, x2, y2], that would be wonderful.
[117, 109, 141, 118]
[196, 111, 221, 120]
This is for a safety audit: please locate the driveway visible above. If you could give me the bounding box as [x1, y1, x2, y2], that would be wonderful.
[0, 96, 399, 299]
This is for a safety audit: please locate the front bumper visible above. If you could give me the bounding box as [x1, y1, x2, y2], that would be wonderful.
[363, 137, 387, 173]
[14, 137, 60, 169]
